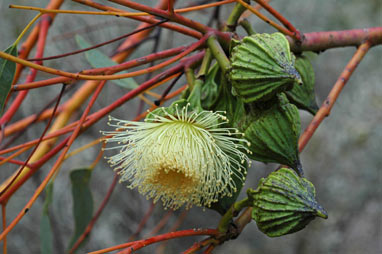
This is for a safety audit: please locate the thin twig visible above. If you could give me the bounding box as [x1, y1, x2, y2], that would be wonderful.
[128, 202, 156, 241]
[27, 19, 168, 61]
[253, 0, 301, 40]
[298, 41, 371, 151]
[0, 84, 66, 197]
[236, 0, 294, 37]
[0, 80, 105, 239]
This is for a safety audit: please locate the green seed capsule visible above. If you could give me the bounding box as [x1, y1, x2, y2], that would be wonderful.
[229, 32, 302, 103]
[235, 93, 302, 173]
[249, 168, 328, 237]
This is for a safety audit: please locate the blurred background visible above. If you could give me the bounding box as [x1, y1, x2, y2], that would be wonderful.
[0, 0, 381, 253]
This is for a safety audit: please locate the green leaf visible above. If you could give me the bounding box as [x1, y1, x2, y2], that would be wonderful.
[40, 182, 54, 254]
[75, 35, 138, 89]
[229, 33, 302, 103]
[212, 71, 245, 124]
[200, 63, 220, 110]
[235, 93, 302, 173]
[286, 53, 319, 114]
[68, 168, 94, 251]
[187, 79, 204, 112]
[249, 168, 327, 237]
[0, 45, 18, 116]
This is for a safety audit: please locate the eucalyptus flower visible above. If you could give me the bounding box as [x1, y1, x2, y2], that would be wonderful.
[102, 102, 251, 210]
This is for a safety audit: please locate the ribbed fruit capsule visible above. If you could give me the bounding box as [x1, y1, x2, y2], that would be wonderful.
[249, 168, 328, 237]
[235, 93, 302, 174]
[229, 32, 302, 103]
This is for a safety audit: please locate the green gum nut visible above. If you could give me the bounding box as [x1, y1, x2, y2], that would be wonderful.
[249, 168, 328, 237]
[235, 93, 302, 173]
[229, 32, 302, 103]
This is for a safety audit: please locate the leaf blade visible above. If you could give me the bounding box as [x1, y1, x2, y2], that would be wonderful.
[68, 168, 94, 251]
[40, 182, 54, 254]
[0, 45, 18, 116]
[75, 35, 138, 89]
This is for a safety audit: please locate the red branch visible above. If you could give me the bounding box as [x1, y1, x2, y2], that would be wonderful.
[73, 0, 202, 39]
[298, 41, 371, 151]
[0, 79, 106, 239]
[0, 16, 51, 126]
[289, 27, 382, 52]
[11, 0, 64, 86]
[109, 0, 209, 33]
[254, 0, 301, 41]
[0, 84, 66, 198]
[27, 19, 168, 62]
[13, 45, 188, 91]
[128, 202, 156, 241]
[0, 157, 33, 168]
[87, 229, 220, 254]
[121, 229, 219, 254]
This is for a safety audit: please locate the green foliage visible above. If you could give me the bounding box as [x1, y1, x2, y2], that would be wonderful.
[187, 79, 204, 112]
[75, 35, 138, 89]
[40, 182, 54, 254]
[229, 33, 301, 103]
[200, 63, 220, 110]
[249, 168, 327, 237]
[68, 168, 94, 251]
[286, 53, 318, 114]
[0, 44, 17, 116]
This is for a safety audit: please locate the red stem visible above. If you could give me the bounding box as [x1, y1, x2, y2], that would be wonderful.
[155, 210, 188, 253]
[289, 27, 382, 52]
[146, 210, 173, 237]
[119, 229, 220, 254]
[0, 15, 51, 125]
[0, 80, 106, 239]
[0, 136, 70, 203]
[11, 0, 64, 86]
[27, 19, 168, 62]
[73, 0, 202, 39]
[168, 0, 175, 14]
[109, 0, 209, 33]
[128, 202, 156, 241]
[298, 41, 371, 151]
[88, 229, 219, 254]
[103, 229, 220, 254]
[0, 157, 34, 168]
[0, 84, 66, 197]
[203, 244, 215, 254]
[254, 0, 301, 41]
[13, 45, 188, 91]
